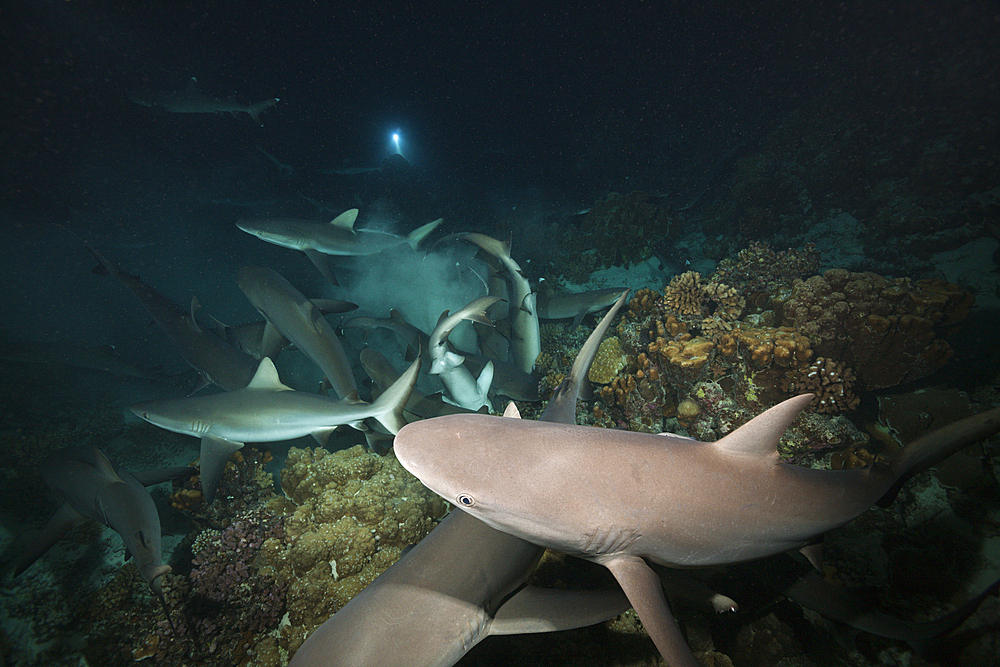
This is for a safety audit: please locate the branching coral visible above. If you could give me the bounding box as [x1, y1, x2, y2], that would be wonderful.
[781, 357, 860, 413]
[663, 271, 705, 316]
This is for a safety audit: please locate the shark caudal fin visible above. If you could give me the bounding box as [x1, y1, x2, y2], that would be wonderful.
[369, 356, 421, 435]
[878, 405, 1000, 507]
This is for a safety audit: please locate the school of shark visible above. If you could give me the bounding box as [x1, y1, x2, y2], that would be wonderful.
[2, 194, 999, 667]
[4, 4, 1000, 666]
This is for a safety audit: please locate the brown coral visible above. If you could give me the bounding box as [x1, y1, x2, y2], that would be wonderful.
[782, 269, 970, 389]
[704, 280, 746, 320]
[663, 271, 706, 316]
[782, 357, 860, 413]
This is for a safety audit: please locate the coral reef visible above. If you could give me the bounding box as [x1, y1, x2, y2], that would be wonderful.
[188, 508, 288, 635]
[781, 357, 860, 414]
[782, 269, 974, 388]
[712, 241, 821, 308]
[261, 445, 444, 656]
[573, 191, 671, 268]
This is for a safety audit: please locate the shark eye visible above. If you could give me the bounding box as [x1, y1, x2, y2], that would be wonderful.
[457, 493, 476, 507]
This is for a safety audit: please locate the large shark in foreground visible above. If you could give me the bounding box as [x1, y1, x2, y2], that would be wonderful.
[128, 77, 279, 126]
[287, 291, 633, 667]
[132, 356, 419, 503]
[396, 389, 1000, 666]
[8, 447, 192, 626]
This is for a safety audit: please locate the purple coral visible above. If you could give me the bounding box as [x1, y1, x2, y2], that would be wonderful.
[189, 508, 288, 635]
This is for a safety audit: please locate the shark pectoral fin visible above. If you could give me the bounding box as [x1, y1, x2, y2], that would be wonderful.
[260, 322, 287, 361]
[309, 298, 358, 315]
[132, 467, 196, 486]
[200, 436, 244, 504]
[569, 307, 589, 331]
[490, 585, 631, 635]
[304, 248, 340, 285]
[656, 567, 739, 614]
[9, 504, 85, 578]
[311, 427, 339, 445]
[475, 361, 494, 402]
[603, 555, 701, 667]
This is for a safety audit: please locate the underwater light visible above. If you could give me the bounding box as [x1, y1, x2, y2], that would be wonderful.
[391, 131, 402, 156]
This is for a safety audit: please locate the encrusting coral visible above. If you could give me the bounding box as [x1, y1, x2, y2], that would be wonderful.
[261, 445, 444, 656]
[782, 269, 973, 388]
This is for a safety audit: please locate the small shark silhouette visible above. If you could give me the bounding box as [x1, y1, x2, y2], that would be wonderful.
[128, 77, 278, 126]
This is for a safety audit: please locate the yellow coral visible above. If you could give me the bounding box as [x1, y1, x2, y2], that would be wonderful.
[588, 336, 627, 384]
[268, 445, 442, 639]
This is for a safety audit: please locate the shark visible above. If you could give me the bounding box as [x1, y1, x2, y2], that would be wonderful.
[395, 384, 1000, 666]
[536, 281, 629, 329]
[346, 310, 539, 402]
[131, 356, 419, 503]
[0, 336, 180, 383]
[288, 290, 632, 667]
[458, 233, 540, 375]
[63, 227, 259, 392]
[236, 209, 442, 284]
[427, 296, 501, 411]
[8, 447, 192, 627]
[128, 77, 279, 126]
[237, 265, 358, 398]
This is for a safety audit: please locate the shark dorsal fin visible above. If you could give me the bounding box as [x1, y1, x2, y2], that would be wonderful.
[93, 448, 126, 484]
[247, 358, 293, 391]
[503, 401, 521, 419]
[330, 208, 359, 232]
[713, 394, 814, 458]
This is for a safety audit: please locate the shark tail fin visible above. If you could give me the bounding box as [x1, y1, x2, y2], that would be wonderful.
[246, 98, 279, 126]
[405, 218, 443, 250]
[148, 564, 176, 632]
[878, 405, 1000, 507]
[369, 356, 421, 435]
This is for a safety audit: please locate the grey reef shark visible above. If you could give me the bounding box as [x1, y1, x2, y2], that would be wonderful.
[536, 280, 628, 330]
[7, 447, 192, 628]
[130, 355, 420, 504]
[287, 291, 634, 667]
[127, 77, 279, 126]
[236, 209, 442, 284]
[236, 265, 359, 398]
[396, 371, 1000, 666]
[61, 226, 259, 392]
